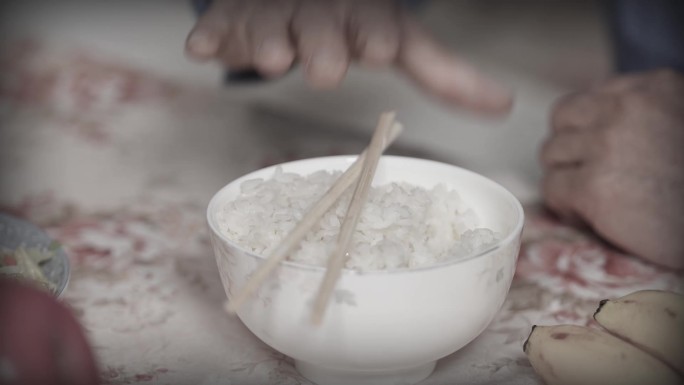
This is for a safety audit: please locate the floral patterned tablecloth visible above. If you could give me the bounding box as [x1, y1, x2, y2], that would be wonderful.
[1, 40, 682, 385]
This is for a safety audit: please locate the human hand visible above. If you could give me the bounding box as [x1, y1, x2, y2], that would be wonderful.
[541, 69, 684, 269]
[0, 278, 99, 385]
[185, 0, 513, 115]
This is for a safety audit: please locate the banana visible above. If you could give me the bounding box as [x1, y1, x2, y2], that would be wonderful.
[594, 290, 684, 376]
[523, 324, 682, 385]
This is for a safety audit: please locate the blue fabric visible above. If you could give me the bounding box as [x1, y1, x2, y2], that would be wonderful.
[191, 0, 211, 14]
[605, 0, 684, 73]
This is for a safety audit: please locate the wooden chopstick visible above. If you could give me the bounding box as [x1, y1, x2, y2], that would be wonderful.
[310, 111, 397, 325]
[226, 118, 403, 314]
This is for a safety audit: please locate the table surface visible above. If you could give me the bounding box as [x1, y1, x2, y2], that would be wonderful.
[1, 38, 682, 385]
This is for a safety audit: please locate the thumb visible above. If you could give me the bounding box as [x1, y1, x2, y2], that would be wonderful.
[398, 14, 513, 115]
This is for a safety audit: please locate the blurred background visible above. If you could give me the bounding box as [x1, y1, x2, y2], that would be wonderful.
[0, 0, 612, 210]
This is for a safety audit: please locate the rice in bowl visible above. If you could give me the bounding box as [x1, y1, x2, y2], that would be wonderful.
[215, 167, 500, 271]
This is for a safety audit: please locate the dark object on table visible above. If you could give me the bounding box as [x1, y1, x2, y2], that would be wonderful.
[605, 0, 684, 73]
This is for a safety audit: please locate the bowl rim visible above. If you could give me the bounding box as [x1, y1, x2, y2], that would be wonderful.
[206, 155, 524, 276]
[0, 213, 71, 297]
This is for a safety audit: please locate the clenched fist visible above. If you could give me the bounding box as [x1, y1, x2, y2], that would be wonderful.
[185, 0, 512, 114]
[541, 69, 684, 269]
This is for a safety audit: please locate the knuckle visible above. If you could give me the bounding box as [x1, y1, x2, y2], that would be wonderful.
[305, 68, 345, 89]
[550, 93, 580, 128]
[653, 68, 678, 83]
[623, 84, 647, 101]
[360, 37, 399, 65]
[255, 60, 291, 77]
[618, 88, 649, 111]
[605, 74, 635, 90]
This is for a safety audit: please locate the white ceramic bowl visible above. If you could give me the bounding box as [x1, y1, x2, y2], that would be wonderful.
[207, 156, 524, 385]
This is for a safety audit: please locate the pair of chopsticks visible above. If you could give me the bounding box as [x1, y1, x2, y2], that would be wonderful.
[226, 111, 402, 325]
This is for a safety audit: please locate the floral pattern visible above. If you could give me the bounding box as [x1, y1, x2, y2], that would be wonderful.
[2, 39, 682, 385]
[517, 238, 670, 300]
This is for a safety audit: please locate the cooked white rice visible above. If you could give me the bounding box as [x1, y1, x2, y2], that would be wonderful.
[216, 167, 499, 271]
